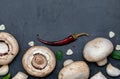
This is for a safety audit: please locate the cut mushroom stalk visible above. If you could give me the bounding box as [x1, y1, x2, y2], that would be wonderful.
[12, 72, 28, 79]
[31, 53, 47, 70]
[0, 65, 9, 76]
[97, 58, 107, 66]
[106, 63, 120, 77]
[90, 72, 107, 79]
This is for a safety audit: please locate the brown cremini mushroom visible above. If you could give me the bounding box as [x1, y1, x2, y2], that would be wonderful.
[22, 46, 56, 77]
[0, 32, 19, 65]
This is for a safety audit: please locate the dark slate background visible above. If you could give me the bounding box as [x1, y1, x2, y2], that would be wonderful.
[0, 0, 120, 79]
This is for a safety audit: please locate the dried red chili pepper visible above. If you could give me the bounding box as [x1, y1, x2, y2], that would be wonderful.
[37, 32, 89, 46]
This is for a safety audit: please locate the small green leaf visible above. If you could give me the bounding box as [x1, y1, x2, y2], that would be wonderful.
[56, 50, 63, 61]
[111, 50, 120, 60]
[2, 74, 11, 79]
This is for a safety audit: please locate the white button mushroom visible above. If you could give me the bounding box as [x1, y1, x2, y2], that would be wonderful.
[97, 58, 108, 66]
[90, 72, 107, 79]
[0, 65, 9, 76]
[12, 72, 28, 79]
[106, 63, 120, 77]
[0, 32, 19, 65]
[83, 37, 113, 66]
[22, 46, 56, 77]
[58, 61, 90, 79]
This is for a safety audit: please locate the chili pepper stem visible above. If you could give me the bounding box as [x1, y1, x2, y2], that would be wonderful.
[73, 32, 89, 40]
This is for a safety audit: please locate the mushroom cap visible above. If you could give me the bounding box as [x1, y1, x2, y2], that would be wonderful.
[0, 32, 19, 65]
[58, 61, 90, 79]
[22, 46, 56, 77]
[83, 37, 113, 62]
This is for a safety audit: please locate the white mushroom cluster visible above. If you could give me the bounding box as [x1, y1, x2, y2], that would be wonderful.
[83, 37, 114, 66]
[22, 46, 56, 77]
[0, 31, 117, 79]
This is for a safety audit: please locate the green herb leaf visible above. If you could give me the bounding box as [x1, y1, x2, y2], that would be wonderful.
[111, 50, 120, 60]
[2, 74, 11, 79]
[56, 50, 63, 61]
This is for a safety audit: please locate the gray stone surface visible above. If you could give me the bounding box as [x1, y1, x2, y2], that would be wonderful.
[0, 0, 120, 79]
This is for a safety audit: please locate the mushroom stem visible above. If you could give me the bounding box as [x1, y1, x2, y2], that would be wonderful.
[96, 58, 107, 66]
[31, 53, 47, 70]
